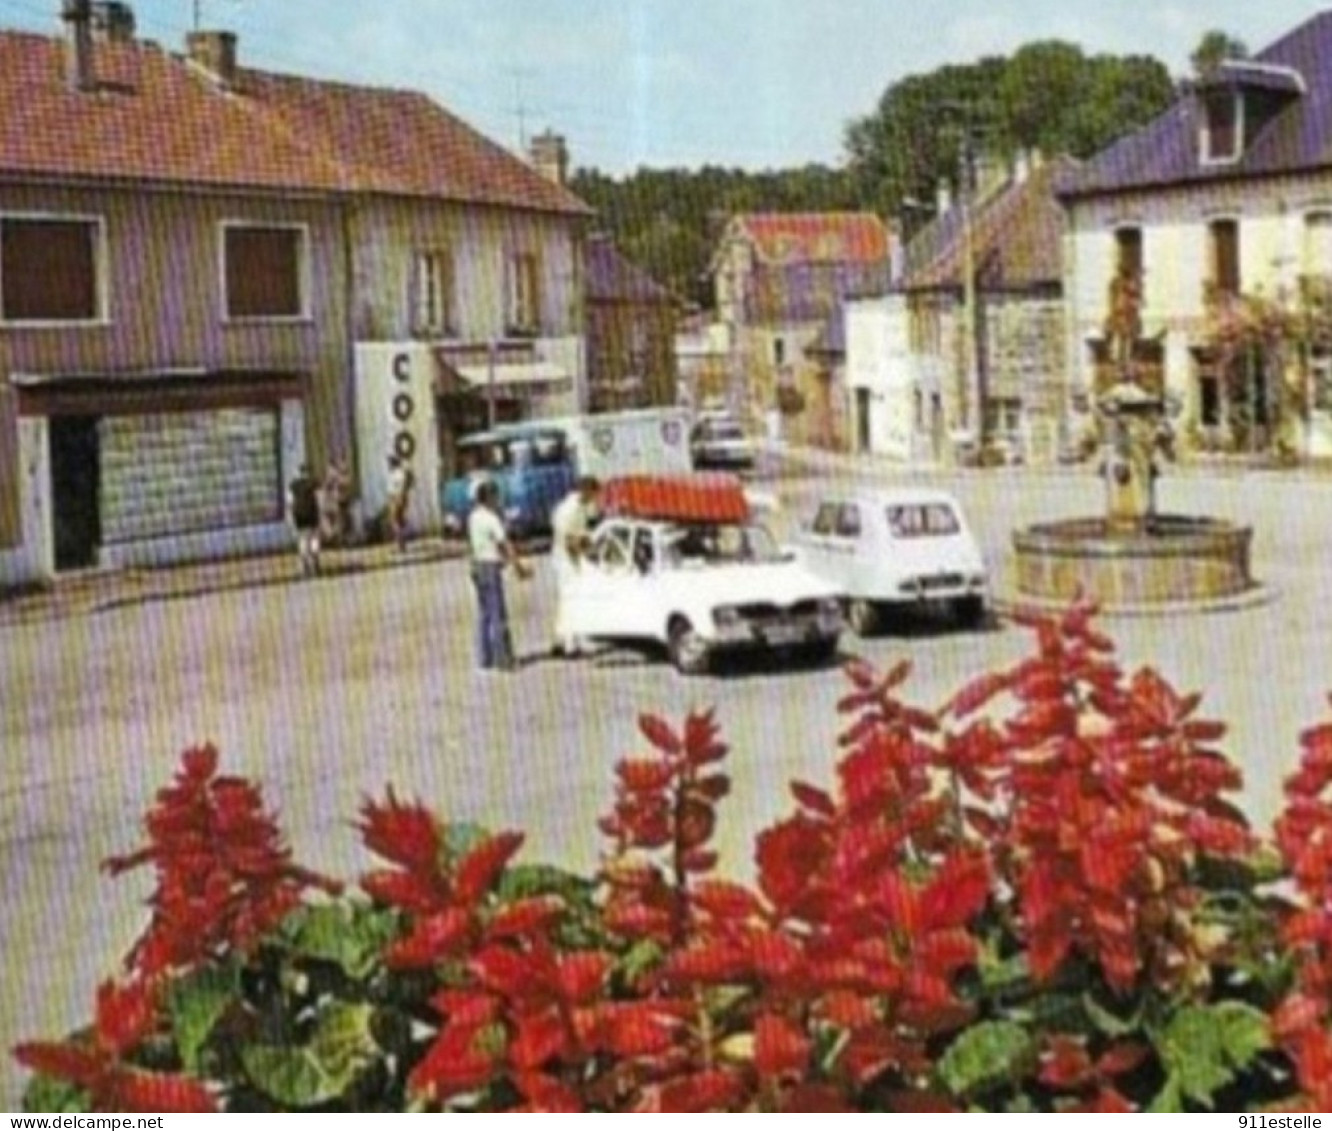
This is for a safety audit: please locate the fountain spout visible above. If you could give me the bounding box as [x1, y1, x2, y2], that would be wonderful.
[1097, 381, 1164, 535]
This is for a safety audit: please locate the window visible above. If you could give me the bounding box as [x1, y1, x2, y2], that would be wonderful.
[812, 502, 839, 536]
[835, 504, 862, 539]
[1, 215, 103, 323]
[223, 224, 305, 320]
[1199, 373, 1222, 426]
[507, 251, 540, 334]
[887, 503, 961, 539]
[1114, 227, 1143, 279]
[1311, 346, 1332, 414]
[1202, 89, 1241, 163]
[1209, 219, 1241, 297]
[412, 249, 453, 334]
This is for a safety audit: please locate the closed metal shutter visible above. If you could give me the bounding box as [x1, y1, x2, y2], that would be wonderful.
[100, 407, 281, 543]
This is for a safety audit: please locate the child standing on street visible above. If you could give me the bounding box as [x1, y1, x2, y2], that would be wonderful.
[288, 462, 322, 576]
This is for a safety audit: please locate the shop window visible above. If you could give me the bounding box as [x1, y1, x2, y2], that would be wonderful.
[1, 214, 104, 323]
[223, 224, 306, 319]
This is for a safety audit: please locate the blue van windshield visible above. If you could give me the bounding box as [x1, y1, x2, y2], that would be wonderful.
[457, 431, 567, 474]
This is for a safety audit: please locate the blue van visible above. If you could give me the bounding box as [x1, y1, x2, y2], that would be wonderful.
[440, 425, 576, 540]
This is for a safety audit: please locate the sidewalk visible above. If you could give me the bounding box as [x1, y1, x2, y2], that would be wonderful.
[0, 536, 464, 629]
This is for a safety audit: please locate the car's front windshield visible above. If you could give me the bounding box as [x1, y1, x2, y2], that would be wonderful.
[662, 522, 781, 567]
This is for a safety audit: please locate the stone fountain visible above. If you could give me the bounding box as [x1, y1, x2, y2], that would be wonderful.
[1012, 275, 1256, 610]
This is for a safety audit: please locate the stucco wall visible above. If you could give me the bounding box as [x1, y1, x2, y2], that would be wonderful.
[0, 183, 351, 469]
[349, 200, 583, 346]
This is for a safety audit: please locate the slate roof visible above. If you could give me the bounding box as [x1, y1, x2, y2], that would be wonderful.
[0, 30, 590, 214]
[903, 156, 1076, 292]
[730, 212, 892, 266]
[585, 234, 673, 304]
[1059, 10, 1332, 199]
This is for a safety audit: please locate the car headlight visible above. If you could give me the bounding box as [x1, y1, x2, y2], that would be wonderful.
[713, 606, 741, 629]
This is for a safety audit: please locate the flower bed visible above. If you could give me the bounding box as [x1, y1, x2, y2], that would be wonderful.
[14, 602, 1332, 1112]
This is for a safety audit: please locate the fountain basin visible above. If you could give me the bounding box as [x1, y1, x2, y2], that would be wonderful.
[1012, 515, 1254, 608]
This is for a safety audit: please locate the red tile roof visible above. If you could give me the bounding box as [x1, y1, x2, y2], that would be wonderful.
[242, 70, 591, 213]
[0, 32, 346, 191]
[0, 30, 590, 214]
[732, 212, 892, 265]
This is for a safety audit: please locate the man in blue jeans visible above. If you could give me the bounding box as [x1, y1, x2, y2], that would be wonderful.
[467, 479, 531, 671]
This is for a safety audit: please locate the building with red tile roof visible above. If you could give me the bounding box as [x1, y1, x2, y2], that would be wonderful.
[0, 10, 591, 586]
[711, 211, 895, 450]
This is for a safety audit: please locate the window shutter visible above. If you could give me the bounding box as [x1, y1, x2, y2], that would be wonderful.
[0, 384, 21, 547]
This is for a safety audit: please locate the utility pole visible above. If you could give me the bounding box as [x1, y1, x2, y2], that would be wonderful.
[942, 101, 985, 462]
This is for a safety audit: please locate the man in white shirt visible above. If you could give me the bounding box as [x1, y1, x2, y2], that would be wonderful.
[549, 476, 601, 657]
[467, 479, 530, 671]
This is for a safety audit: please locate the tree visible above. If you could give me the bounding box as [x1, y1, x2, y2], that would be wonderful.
[845, 46, 1173, 219]
[1190, 30, 1249, 79]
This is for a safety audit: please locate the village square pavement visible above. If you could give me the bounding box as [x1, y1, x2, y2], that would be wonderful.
[1, 458, 1330, 1104]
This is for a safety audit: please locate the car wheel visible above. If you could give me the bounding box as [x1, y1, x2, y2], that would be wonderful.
[667, 617, 710, 675]
[847, 598, 878, 637]
[952, 595, 986, 629]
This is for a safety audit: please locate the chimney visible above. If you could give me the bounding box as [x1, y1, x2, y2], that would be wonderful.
[186, 29, 237, 88]
[61, 0, 94, 91]
[528, 130, 569, 187]
[971, 151, 1008, 202]
[91, 0, 134, 43]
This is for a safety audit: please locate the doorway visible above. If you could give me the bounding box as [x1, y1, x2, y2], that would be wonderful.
[49, 415, 101, 570]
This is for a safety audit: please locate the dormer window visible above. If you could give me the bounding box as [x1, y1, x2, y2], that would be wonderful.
[1201, 89, 1242, 164]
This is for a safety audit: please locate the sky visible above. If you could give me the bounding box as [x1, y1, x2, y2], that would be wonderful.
[0, 0, 1325, 174]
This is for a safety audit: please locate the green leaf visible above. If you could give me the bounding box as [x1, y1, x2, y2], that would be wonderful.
[241, 1001, 380, 1109]
[1148, 1074, 1186, 1114]
[167, 962, 240, 1074]
[617, 938, 665, 984]
[496, 863, 594, 905]
[280, 902, 400, 981]
[1151, 1001, 1271, 1108]
[1082, 989, 1143, 1037]
[23, 1074, 90, 1113]
[938, 1020, 1034, 1098]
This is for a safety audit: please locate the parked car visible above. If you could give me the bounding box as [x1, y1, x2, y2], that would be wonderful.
[690, 414, 756, 471]
[440, 409, 693, 538]
[562, 474, 843, 674]
[792, 487, 989, 636]
[439, 425, 574, 539]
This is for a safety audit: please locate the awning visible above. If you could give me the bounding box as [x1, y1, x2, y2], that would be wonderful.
[448, 361, 570, 390]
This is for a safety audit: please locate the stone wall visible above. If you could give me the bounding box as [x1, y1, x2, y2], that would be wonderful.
[100, 408, 281, 543]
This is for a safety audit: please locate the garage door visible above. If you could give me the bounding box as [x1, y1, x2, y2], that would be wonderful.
[100, 407, 282, 543]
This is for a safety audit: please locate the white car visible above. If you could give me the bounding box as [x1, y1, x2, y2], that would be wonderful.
[794, 487, 989, 636]
[563, 514, 843, 674]
[690, 414, 756, 471]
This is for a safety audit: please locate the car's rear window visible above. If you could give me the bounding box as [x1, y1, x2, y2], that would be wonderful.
[886, 503, 960, 538]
